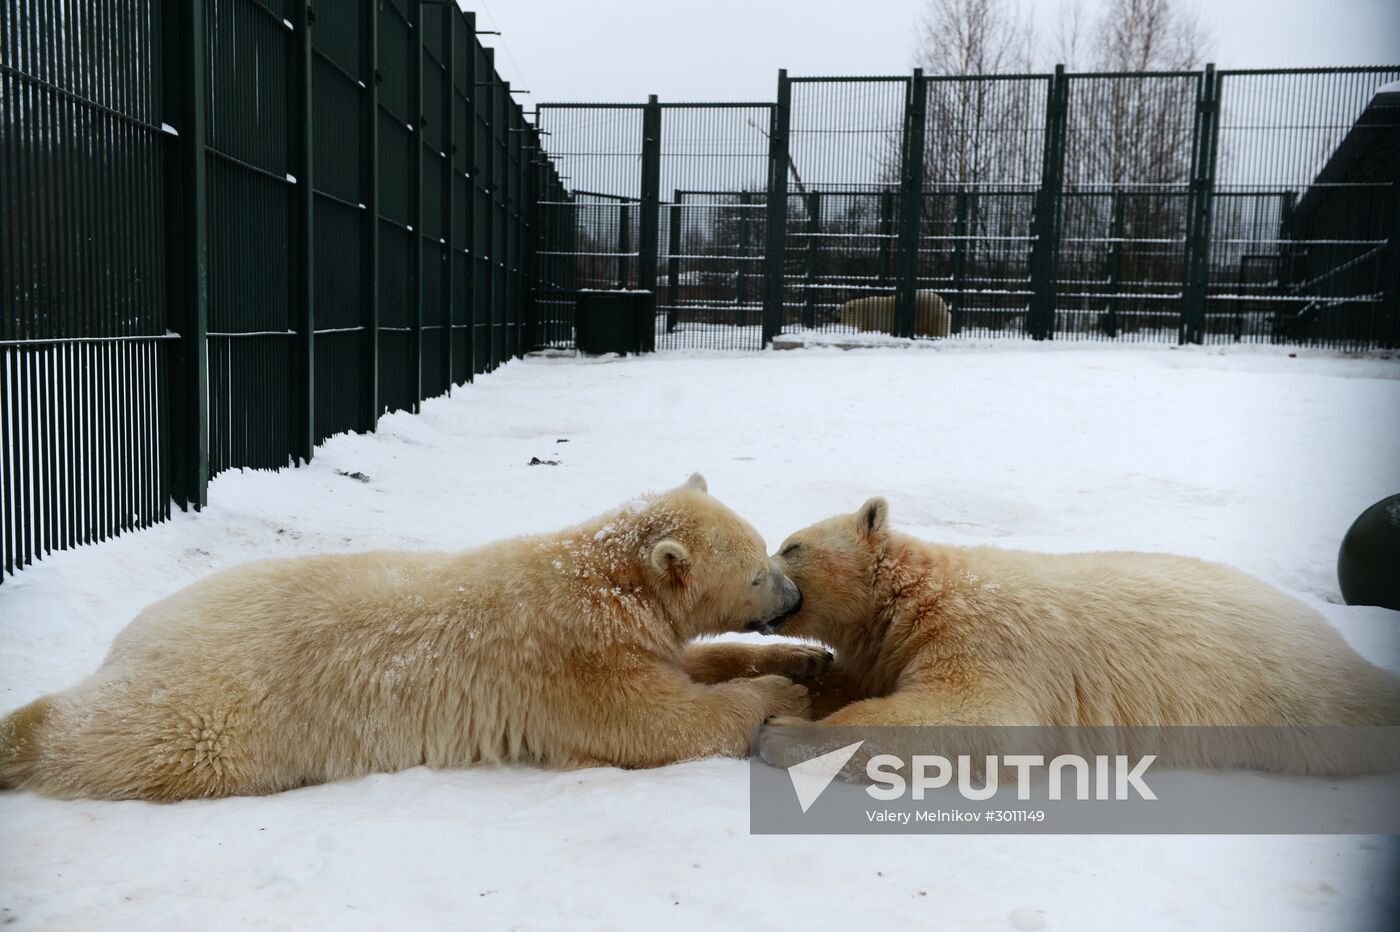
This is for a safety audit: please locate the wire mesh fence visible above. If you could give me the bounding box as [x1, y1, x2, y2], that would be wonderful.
[656, 103, 774, 351]
[531, 105, 643, 347]
[535, 101, 776, 351]
[782, 78, 906, 337]
[1210, 68, 1400, 346]
[1, 0, 546, 580]
[1054, 71, 1199, 341]
[534, 66, 1398, 353]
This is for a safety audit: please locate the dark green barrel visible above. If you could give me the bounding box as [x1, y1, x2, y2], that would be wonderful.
[1338, 493, 1400, 610]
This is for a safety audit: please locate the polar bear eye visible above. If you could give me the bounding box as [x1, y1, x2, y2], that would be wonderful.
[781, 543, 801, 557]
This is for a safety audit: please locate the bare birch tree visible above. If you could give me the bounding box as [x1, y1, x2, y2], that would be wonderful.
[908, 0, 1215, 328]
[914, 0, 1038, 189]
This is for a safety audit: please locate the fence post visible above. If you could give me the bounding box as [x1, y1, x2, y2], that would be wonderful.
[802, 191, 821, 328]
[1181, 63, 1221, 345]
[507, 93, 522, 359]
[666, 191, 682, 332]
[362, 0, 381, 426]
[408, 0, 424, 407]
[949, 188, 969, 335]
[162, 0, 209, 509]
[524, 122, 541, 353]
[498, 79, 510, 363]
[442, 6, 456, 389]
[481, 48, 497, 370]
[894, 69, 927, 338]
[638, 94, 662, 339]
[289, 0, 314, 461]
[761, 69, 792, 346]
[1028, 65, 1068, 340]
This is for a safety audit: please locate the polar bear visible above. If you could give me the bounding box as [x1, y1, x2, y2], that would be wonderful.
[837, 290, 950, 338]
[757, 498, 1400, 774]
[0, 475, 821, 800]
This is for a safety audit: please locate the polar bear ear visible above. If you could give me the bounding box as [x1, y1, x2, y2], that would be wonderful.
[682, 472, 708, 493]
[651, 539, 692, 579]
[857, 497, 889, 540]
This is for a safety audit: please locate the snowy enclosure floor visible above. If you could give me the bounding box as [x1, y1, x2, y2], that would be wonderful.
[2, 342, 1399, 930]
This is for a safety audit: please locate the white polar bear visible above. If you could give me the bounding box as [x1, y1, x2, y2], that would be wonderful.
[0, 476, 821, 800]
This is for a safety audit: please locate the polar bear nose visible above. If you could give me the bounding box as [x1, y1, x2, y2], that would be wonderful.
[770, 565, 802, 620]
[776, 571, 801, 613]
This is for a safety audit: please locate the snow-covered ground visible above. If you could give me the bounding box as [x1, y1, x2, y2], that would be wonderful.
[2, 342, 1398, 930]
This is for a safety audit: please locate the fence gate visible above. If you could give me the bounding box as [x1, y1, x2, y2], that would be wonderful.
[532, 104, 643, 348]
[656, 103, 776, 350]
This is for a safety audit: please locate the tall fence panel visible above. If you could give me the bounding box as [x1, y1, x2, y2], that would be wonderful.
[779, 77, 908, 338]
[1211, 68, 1400, 348]
[375, 0, 416, 416]
[450, 12, 474, 384]
[1055, 71, 1201, 341]
[656, 102, 774, 351]
[533, 104, 645, 347]
[922, 74, 1051, 338]
[1, 1, 551, 581]
[534, 100, 777, 351]
[1, 0, 172, 577]
[204, 0, 294, 473]
[311, 0, 374, 444]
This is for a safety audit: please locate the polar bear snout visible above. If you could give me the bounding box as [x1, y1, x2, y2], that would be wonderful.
[777, 574, 802, 618]
[746, 567, 803, 633]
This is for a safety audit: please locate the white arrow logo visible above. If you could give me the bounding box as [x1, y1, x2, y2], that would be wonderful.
[787, 741, 865, 813]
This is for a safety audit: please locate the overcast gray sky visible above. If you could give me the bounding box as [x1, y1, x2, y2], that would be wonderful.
[464, 0, 1400, 104]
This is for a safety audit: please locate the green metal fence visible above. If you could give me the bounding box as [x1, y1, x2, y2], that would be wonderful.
[535, 66, 1400, 351]
[3, 4, 1397, 585]
[0, 0, 564, 580]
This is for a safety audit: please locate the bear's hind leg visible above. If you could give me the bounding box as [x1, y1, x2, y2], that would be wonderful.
[129, 706, 266, 800]
[0, 695, 56, 790]
[38, 685, 273, 800]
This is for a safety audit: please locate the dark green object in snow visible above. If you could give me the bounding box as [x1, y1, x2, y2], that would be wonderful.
[1338, 494, 1400, 610]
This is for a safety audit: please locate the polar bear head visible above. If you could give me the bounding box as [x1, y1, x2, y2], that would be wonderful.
[768, 497, 891, 649]
[639, 473, 803, 639]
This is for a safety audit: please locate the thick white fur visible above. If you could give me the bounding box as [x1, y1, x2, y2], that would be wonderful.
[0, 476, 810, 800]
[760, 499, 1400, 774]
[837, 290, 950, 338]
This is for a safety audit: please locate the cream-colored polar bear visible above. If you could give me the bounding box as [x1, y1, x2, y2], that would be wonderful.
[0, 475, 821, 800]
[758, 498, 1400, 774]
[837, 290, 950, 338]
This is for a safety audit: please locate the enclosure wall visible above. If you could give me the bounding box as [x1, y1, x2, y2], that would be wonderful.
[535, 67, 1400, 352]
[0, 0, 552, 580]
